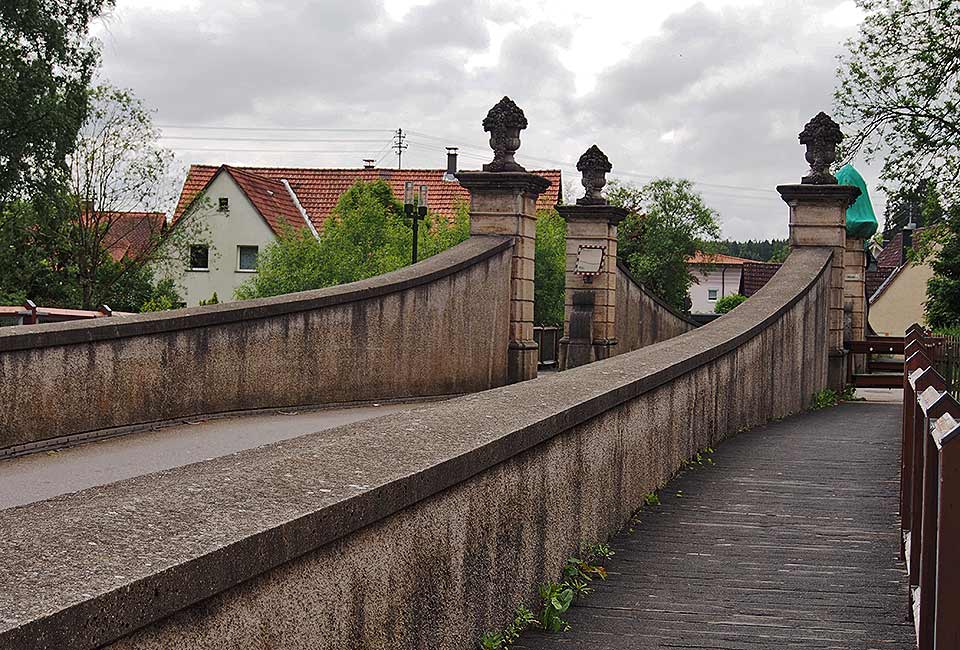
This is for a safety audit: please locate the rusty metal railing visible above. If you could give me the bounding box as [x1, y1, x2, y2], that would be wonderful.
[902, 324, 960, 649]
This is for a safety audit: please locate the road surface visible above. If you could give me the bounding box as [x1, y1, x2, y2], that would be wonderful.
[0, 403, 417, 509]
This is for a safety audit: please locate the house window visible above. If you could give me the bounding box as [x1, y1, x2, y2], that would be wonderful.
[237, 245, 258, 272]
[708, 289, 719, 301]
[189, 244, 209, 271]
[218, 197, 229, 211]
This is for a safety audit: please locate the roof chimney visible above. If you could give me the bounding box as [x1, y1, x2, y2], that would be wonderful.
[443, 147, 458, 181]
[363, 159, 375, 170]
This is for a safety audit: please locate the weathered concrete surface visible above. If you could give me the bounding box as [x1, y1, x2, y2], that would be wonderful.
[0, 248, 831, 650]
[0, 237, 512, 450]
[516, 403, 914, 649]
[615, 262, 697, 354]
[0, 402, 420, 509]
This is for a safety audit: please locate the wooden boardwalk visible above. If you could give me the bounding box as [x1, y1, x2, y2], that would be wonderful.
[518, 402, 915, 650]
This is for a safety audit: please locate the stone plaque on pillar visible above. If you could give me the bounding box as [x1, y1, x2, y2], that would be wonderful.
[777, 112, 860, 391]
[456, 97, 551, 384]
[557, 145, 628, 370]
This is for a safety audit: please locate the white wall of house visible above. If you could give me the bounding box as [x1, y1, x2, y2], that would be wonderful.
[688, 265, 743, 314]
[869, 261, 935, 336]
[172, 173, 279, 306]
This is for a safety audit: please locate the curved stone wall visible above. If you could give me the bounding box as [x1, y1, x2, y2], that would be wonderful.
[0, 248, 832, 650]
[0, 236, 513, 452]
[615, 261, 698, 353]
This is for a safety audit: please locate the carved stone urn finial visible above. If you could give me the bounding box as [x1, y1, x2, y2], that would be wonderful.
[482, 96, 528, 172]
[576, 145, 612, 205]
[798, 112, 843, 184]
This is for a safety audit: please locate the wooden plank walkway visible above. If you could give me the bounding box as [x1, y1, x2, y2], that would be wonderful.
[518, 402, 914, 650]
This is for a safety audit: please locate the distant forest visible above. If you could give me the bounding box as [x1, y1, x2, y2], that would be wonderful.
[705, 239, 789, 263]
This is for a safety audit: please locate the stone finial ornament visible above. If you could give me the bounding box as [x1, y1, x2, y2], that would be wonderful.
[798, 112, 843, 184]
[576, 144, 612, 205]
[482, 96, 528, 172]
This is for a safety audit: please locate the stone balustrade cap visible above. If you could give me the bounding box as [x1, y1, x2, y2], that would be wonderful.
[455, 170, 552, 195]
[776, 183, 860, 207]
[557, 204, 629, 226]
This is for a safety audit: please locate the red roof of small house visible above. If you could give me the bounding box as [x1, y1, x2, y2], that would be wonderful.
[867, 228, 928, 301]
[686, 251, 752, 266]
[866, 268, 893, 298]
[173, 165, 563, 234]
[99, 212, 167, 261]
[739, 261, 782, 297]
[221, 166, 306, 234]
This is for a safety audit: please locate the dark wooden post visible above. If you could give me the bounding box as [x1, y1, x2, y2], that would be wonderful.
[917, 389, 955, 648]
[910, 367, 945, 588]
[903, 331, 928, 540]
[936, 415, 960, 649]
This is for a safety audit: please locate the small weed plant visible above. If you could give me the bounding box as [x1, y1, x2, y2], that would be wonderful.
[812, 388, 839, 409]
[477, 545, 613, 647]
[812, 385, 861, 409]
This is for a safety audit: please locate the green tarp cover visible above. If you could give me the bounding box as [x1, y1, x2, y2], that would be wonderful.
[836, 163, 878, 239]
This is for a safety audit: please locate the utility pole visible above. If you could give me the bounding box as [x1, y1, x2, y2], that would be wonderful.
[394, 128, 407, 169]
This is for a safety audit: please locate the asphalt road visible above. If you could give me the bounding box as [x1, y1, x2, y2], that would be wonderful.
[0, 403, 416, 510]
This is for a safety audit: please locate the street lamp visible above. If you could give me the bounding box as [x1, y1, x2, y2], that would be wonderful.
[404, 182, 428, 264]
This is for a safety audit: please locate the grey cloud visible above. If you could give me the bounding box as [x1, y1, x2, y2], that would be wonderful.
[96, 0, 875, 239]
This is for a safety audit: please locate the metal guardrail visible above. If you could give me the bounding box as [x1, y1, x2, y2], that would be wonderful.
[901, 324, 960, 649]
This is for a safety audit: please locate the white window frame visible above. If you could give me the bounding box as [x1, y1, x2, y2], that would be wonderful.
[707, 288, 719, 301]
[237, 245, 259, 273]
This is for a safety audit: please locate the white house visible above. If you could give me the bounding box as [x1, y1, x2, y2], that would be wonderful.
[685, 252, 750, 314]
[170, 162, 563, 306]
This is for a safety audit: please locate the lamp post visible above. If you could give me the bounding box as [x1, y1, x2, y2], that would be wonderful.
[404, 182, 428, 264]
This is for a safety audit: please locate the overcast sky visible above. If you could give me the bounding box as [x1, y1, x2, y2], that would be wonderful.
[92, 0, 877, 240]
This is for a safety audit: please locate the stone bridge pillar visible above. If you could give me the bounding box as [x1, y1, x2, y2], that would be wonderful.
[558, 145, 628, 370]
[844, 237, 867, 374]
[457, 97, 551, 384]
[777, 112, 860, 392]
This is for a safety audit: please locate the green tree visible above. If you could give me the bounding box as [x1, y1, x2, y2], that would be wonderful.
[835, 0, 960, 205]
[882, 181, 945, 237]
[534, 208, 565, 326]
[235, 180, 468, 300]
[0, 0, 112, 209]
[608, 178, 721, 311]
[102, 263, 181, 312]
[139, 278, 182, 312]
[67, 85, 194, 308]
[705, 238, 789, 262]
[0, 197, 78, 306]
[715, 293, 748, 314]
[924, 206, 960, 329]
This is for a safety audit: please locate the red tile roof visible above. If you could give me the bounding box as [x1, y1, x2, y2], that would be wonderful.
[867, 229, 928, 300]
[875, 231, 905, 268]
[99, 212, 167, 261]
[686, 251, 752, 265]
[739, 261, 782, 297]
[222, 166, 306, 234]
[866, 268, 894, 299]
[173, 165, 562, 234]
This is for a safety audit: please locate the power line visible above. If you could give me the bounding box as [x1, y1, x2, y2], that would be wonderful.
[404, 139, 781, 204]
[172, 147, 390, 154]
[157, 124, 394, 133]
[406, 129, 779, 197]
[160, 135, 393, 143]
